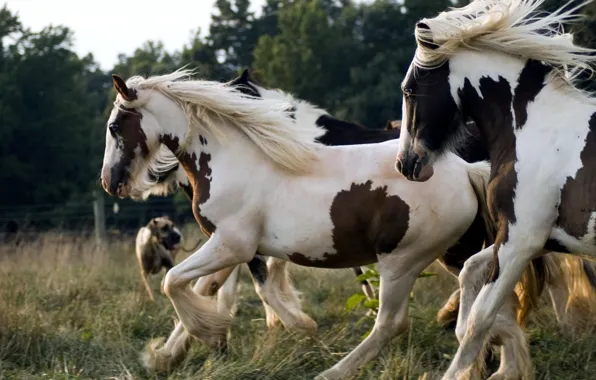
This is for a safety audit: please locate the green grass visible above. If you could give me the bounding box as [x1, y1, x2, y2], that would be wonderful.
[1, 228, 595, 380]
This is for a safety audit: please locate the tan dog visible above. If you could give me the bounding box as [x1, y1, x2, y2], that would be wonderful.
[136, 216, 185, 301]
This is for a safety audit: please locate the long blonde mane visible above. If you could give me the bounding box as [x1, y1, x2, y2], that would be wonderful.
[122, 69, 326, 174]
[414, 0, 596, 88]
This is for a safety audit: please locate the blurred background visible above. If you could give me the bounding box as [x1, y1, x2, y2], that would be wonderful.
[1, 0, 594, 242]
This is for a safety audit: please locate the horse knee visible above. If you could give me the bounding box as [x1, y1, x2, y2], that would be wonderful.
[455, 320, 467, 342]
[163, 267, 184, 296]
[460, 255, 490, 284]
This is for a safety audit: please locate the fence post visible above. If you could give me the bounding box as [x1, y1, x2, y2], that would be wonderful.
[93, 190, 106, 246]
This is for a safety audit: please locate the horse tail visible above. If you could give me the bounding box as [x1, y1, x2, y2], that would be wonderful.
[515, 255, 551, 326]
[465, 161, 496, 242]
[582, 259, 596, 290]
[558, 256, 596, 331]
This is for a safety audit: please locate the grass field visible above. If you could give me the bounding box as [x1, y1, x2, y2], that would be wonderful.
[1, 226, 596, 380]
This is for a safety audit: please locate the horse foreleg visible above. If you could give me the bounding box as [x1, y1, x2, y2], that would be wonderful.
[163, 234, 254, 349]
[446, 243, 539, 380]
[142, 264, 239, 373]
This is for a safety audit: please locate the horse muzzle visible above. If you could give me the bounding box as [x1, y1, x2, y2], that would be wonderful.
[101, 166, 131, 198]
[395, 148, 434, 182]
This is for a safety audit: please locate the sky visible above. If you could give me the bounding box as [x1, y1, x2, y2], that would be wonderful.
[4, 0, 265, 70]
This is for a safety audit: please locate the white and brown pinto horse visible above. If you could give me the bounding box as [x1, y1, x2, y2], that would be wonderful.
[100, 69, 495, 379]
[395, 0, 596, 378]
[125, 71, 560, 376]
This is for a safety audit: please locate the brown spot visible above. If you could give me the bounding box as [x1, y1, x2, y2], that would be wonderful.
[104, 107, 149, 194]
[112, 107, 148, 158]
[513, 60, 552, 129]
[555, 113, 596, 240]
[288, 180, 410, 268]
[161, 134, 216, 235]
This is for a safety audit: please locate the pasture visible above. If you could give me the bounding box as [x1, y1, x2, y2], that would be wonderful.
[1, 225, 595, 380]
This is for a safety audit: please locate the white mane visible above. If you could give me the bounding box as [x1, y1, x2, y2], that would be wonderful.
[414, 0, 596, 87]
[120, 69, 326, 174]
[251, 84, 330, 122]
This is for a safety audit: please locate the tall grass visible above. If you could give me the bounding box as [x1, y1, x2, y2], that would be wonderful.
[0, 228, 595, 379]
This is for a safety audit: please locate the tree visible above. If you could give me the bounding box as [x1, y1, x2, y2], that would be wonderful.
[0, 22, 105, 213]
[209, 0, 260, 71]
[254, 0, 360, 108]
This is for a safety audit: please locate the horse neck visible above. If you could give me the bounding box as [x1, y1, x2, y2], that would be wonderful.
[162, 121, 270, 191]
[450, 51, 540, 163]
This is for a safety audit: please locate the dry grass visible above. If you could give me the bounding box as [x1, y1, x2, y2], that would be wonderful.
[1, 226, 595, 379]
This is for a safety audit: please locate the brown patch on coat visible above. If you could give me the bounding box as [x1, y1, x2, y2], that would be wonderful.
[456, 59, 554, 282]
[161, 134, 216, 235]
[459, 76, 518, 282]
[112, 107, 148, 158]
[555, 113, 596, 240]
[102, 106, 149, 195]
[288, 180, 410, 268]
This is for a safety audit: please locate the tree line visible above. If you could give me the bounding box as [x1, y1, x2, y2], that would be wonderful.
[1, 0, 594, 232]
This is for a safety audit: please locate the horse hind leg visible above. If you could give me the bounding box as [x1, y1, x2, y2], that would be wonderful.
[217, 265, 241, 315]
[142, 265, 239, 373]
[249, 256, 316, 334]
[438, 289, 461, 328]
[316, 248, 437, 380]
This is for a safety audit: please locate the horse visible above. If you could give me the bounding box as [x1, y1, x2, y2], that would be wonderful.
[393, 0, 596, 378]
[128, 70, 547, 375]
[117, 69, 595, 376]
[99, 68, 498, 380]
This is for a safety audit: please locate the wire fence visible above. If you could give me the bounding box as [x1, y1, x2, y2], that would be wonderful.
[0, 192, 196, 243]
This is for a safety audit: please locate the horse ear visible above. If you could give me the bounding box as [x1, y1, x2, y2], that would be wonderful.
[112, 74, 137, 101]
[415, 22, 439, 50]
[240, 68, 250, 82]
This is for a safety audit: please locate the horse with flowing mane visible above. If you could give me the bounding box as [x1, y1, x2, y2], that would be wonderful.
[99, 67, 502, 379]
[105, 68, 596, 377]
[394, 0, 596, 378]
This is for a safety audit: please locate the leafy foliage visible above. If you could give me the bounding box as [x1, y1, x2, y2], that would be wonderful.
[345, 266, 437, 317]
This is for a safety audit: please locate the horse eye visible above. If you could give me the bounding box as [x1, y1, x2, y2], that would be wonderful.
[109, 123, 119, 132]
[403, 88, 413, 97]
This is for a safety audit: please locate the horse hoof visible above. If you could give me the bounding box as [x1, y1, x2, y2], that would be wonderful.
[315, 368, 342, 380]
